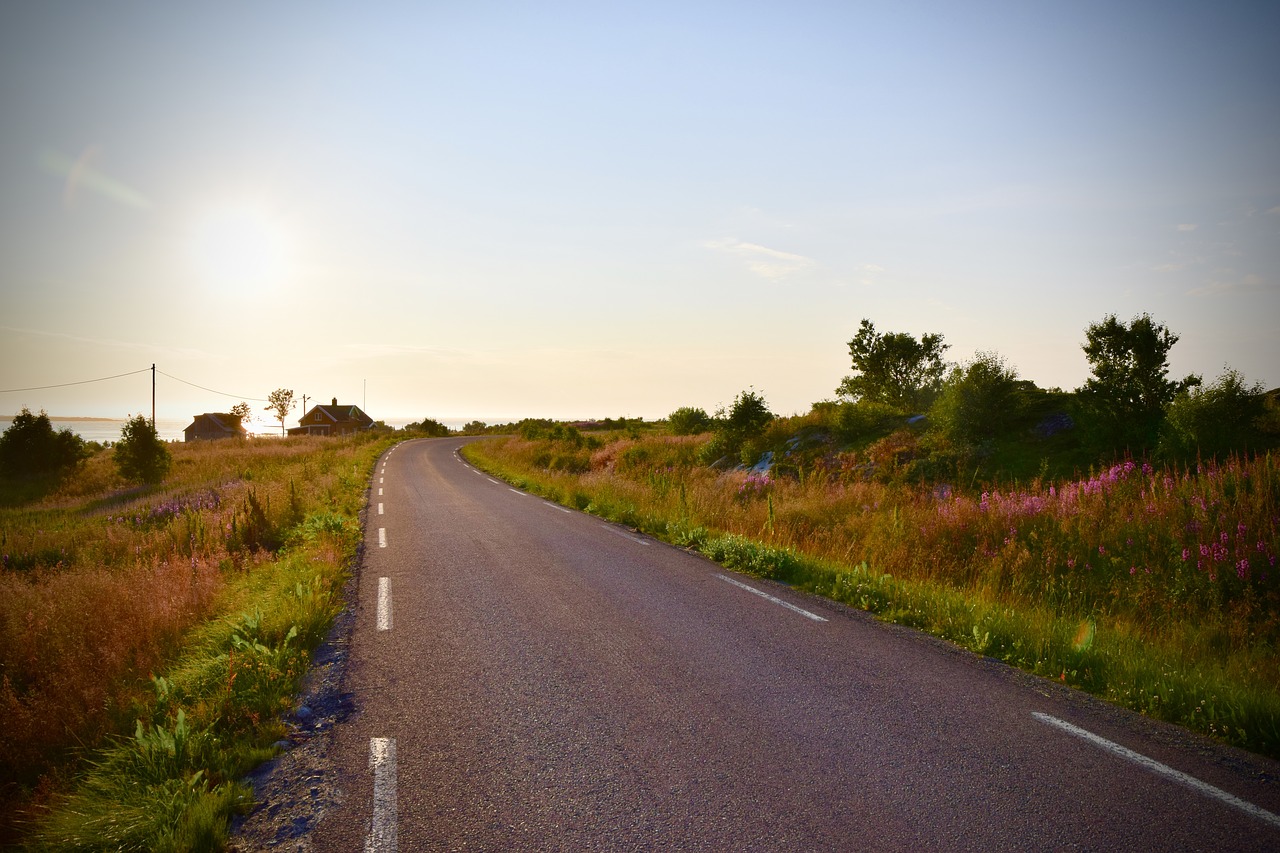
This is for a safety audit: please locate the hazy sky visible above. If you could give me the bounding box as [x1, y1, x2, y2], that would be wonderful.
[2, 1, 1277, 426]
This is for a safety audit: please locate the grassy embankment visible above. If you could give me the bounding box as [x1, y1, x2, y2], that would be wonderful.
[463, 429, 1280, 760]
[0, 432, 394, 851]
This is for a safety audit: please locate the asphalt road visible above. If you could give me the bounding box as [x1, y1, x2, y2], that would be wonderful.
[314, 437, 1280, 851]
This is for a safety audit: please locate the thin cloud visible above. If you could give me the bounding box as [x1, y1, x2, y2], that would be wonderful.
[1266, 206, 1280, 215]
[705, 238, 815, 279]
[1175, 223, 1198, 232]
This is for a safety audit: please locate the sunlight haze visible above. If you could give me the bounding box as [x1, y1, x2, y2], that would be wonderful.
[2, 1, 1277, 426]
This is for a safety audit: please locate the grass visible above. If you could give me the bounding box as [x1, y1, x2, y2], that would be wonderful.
[0, 432, 395, 849]
[463, 430, 1280, 759]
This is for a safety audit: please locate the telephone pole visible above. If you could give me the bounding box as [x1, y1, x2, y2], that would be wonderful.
[151, 363, 156, 426]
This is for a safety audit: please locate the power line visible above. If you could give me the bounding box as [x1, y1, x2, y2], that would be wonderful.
[156, 370, 269, 402]
[0, 366, 151, 393]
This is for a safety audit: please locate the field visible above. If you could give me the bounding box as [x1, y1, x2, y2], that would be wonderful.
[464, 428, 1280, 759]
[0, 432, 393, 849]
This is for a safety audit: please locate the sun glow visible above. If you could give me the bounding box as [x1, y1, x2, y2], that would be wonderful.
[188, 205, 293, 290]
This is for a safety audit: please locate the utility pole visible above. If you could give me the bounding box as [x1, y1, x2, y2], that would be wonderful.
[301, 394, 310, 416]
[151, 363, 156, 426]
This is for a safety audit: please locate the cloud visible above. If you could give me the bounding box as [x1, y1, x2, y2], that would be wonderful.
[705, 238, 815, 279]
[1175, 223, 1198, 232]
[1188, 272, 1268, 297]
[1153, 263, 1186, 272]
[1266, 206, 1280, 215]
[342, 342, 473, 362]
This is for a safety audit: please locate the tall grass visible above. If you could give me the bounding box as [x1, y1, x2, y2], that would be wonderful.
[0, 433, 393, 848]
[464, 433, 1280, 758]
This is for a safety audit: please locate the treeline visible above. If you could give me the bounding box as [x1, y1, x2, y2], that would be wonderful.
[666, 313, 1279, 482]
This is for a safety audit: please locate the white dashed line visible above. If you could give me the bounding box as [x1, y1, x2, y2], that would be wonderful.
[715, 574, 827, 622]
[378, 488, 383, 496]
[366, 737, 398, 852]
[1032, 712, 1280, 829]
[378, 528, 387, 548]
[600, 524, 651, 546]
[509, 489, 526, 496]
[487, 478, 500, 485]
[377, 577, 392, 631]
[378, 503, 384, 515]
[380, 477, 384, 484]
[543, 501, 571, 513]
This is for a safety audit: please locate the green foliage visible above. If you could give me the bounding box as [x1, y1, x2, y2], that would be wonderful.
[114, 415, 172, 483]
[264, 388, 295, 436]
[461, 420, 488, 435]
[1159, 368, 1268, 461]
[836, 318, 949, 411]
[0, 407, 90, 478]
[404, 417, 452, 437]
[833, 399, 904, 444]
[708, 389, 774, 463]
[668, 406, 714, 435]
[1080, 313, 1198, 452]
[930, 351, 1024, 451]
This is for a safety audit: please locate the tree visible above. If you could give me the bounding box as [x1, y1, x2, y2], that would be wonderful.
[265, 389, 295, 436]
[668, 406, 713, 435]
[114, 415, 171, 483]
[0, 407, 89, 477]
[836, 319, 949, 411]
[1080, 313, 1199, 451]
[405, 417, 451, 437]
[230, 401, 252, 422]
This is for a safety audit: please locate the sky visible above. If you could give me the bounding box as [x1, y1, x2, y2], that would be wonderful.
[2, 1, 1278, 428]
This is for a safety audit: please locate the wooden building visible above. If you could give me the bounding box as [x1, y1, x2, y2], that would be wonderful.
[287, 398, 375, 436]
[183, 413, 246, 442]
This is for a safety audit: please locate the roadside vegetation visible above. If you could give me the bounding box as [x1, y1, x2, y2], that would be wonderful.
[463, 312, 1280, 759]
[0, 429, 394, 850]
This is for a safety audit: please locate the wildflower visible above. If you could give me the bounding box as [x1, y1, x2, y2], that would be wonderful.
[1237, 559, 1249, 580]
[1181, 548, 1190, 561]
[1130, 566, 1136, 575]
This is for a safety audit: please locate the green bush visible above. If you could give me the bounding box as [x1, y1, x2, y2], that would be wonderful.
[0, 407, 89, 477]
[930, 351, 1023, 450]
[114, 415, 172, 484]
[668, 406, 714, 435]
[1159, 368, 1267, 460]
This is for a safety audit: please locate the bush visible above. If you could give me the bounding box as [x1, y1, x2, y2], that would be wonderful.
[834, 400, 903, 444]
[0, 407, 89, 477]
[114, 415, 172, 484]
[668, 406, 713, 436]
[1159, 368, 1267, 460]
[930, 351, 1023, 450]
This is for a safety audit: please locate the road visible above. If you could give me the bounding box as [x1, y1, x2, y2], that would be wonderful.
[314, 437, 1280, 851]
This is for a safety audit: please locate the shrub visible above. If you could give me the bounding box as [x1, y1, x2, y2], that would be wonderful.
[0, 407, 89, 477]
[114, 416, 172, 484]
[1159, 368, 1267, 461]
[930, 351, 1023, 450]
[834, 400, 903, 444]
[668, 406, 714, 436]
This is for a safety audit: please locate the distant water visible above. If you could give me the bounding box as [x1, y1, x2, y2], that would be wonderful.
[7, 418, 193, 444]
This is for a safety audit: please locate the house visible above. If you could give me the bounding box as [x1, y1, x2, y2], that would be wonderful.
[184, 413, 246, 442]
[287, 398, 375, 436]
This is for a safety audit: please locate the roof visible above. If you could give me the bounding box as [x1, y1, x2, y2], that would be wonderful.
[185, 413, 245, 434]
[296, 403, 374, 426]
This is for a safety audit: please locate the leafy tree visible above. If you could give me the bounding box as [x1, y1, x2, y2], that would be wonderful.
[0, 407, 89, 477]
[668, 406, 713, 435]
[229, 401, 252, 422]
[114, 415, 171, 483]
[724, 389, 773, 438]
[1158, 367, 1267, 460]
[1080, 313, 1199, 451]
[405, 417, 451, 437]
[461, 421, 488, 435]
[836, 319, 949, 411]
[930, 351, 1024, 449]
[265, 388, 295, 436]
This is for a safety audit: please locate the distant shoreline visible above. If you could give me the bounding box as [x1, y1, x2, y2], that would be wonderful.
[7, 415, 124, 422]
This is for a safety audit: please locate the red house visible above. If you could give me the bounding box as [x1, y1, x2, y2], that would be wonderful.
[288, 398, 375, 436]
[183, 413, 246, 442]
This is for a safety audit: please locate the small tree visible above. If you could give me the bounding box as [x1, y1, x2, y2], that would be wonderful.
[405, 417, 451, 437]
[0, 407, 89, 477]
[114, 415, 171, 483]
[668, 406, 713, 436]
[230, 401, 252, 422]
[1080, 313, 1199, 451]
[837, 319, 949, 411]
[265, 389, 295, 436]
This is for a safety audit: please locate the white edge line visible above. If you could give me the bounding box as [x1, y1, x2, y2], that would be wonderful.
[509, 488, 526, 496]
[366, 737, 398, 852]
[487, 478, 500, 484]
[543, 501, 572, 513]
[378, 528, 387, 548]
[715, 573, 827, 622]
[1031, 712, 1280, 829]
[599, 524, 652, 546]
[376, 577, 391, 631]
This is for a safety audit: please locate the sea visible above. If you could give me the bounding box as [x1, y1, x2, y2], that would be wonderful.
[8, 416, 465, 443]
